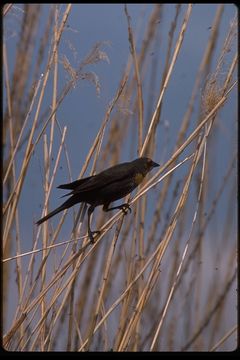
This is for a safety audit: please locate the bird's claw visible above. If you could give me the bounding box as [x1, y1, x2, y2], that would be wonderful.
[120, 203, 131, 215]
[89, 230, 101, 244]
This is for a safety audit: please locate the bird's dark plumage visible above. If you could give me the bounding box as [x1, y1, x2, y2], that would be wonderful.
[36, 157, 159, 242]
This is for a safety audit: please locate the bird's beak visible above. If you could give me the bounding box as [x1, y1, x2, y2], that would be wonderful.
[152, 161, 160, 168]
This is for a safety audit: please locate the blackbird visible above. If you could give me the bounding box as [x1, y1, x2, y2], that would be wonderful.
[36, 157, 159, 243]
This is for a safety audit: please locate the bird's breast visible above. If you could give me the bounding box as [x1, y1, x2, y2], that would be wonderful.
[134, 172, 144, 185]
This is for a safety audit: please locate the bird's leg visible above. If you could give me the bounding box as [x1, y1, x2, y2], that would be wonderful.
[103, 202, 131, 215]
[87, 205, 100, 244]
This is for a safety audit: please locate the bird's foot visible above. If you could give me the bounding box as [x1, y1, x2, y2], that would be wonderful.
[89, 230, 101, 244]
[119, 203, 131, 215]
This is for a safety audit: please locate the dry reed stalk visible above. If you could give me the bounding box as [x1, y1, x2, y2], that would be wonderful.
[124, 4, 144, 155]
[117, 137, 206, 350]
[145, 5, 225, 250]
[3, 5, 72, 249]
[150, 136, 207, 350]
[141, 4, 192, 156]
[210, 325, 237, 352]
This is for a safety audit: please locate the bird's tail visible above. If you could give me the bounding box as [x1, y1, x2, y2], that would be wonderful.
[36, 197, 78, 225]
[36, 205, 66, 225]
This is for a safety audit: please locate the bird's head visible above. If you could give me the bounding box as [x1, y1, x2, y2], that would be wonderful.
[135, 157, 160, 178]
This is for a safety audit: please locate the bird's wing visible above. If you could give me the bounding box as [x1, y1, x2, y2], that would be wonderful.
[70, 161, 136, 194]
[58, 176, 93, 190]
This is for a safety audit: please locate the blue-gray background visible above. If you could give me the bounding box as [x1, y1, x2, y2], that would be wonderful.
[4, 4, 237, 241]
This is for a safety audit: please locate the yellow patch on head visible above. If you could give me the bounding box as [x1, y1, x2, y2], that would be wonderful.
[134, 172, 144, 185]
